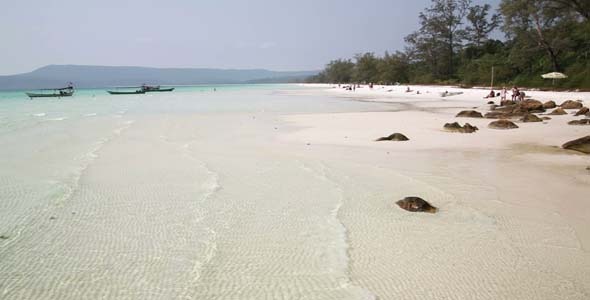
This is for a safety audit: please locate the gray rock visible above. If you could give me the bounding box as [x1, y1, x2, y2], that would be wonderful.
[443, 122, 479, 133]
[376, 133, 409, 141]
[568, 119, 590, 126]
[456, 110, 483, 118]
[489, 119, 519, 129]
[560, 100, 583, 109]
[574, 107, 589, 116]
[549, 107, 567, 115]
[543, 101, 557, 109]
[562, 136, 590, 154]
[520, 114, 542, 123]
[396, 197, 437, 213]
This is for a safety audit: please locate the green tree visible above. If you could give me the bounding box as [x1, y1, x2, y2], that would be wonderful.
[500, 0, 574, 71]
[465, 4, 501, 47]
[377, 51, 410, 84]
[322, 59, 355, 83]
[406, 0, 472, 78]
[353, 53, 380, 83]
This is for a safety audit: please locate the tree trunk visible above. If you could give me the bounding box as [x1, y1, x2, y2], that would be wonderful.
[449, 26, 453, 77]
[532, 11, 561, 71]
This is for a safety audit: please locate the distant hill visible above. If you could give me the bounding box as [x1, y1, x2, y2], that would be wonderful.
[0, 65, 318, 90]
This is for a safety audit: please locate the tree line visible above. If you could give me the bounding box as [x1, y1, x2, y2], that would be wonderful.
[308, 0, 590, 89]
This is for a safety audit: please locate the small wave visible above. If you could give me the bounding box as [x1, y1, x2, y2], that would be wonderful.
[84, 113, 97, 117]
[46, 117, 66, 121]
[32, 113, 46, 117]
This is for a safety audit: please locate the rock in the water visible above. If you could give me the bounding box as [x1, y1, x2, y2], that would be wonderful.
[520, 113, 542, 123]
[0, 235, 8, 240]
[487, 101, 494, 105]
[543, 101, 557, 109]
[549, 107, 567, 115]
[520, 99, 544, 112]
[568, 119, 590, 125]
[443, 122, 479, 133]
[501, 100, 516, 106]
[455, 110, 483, 118]
[489, 119, 519, 129]
[375, 133, 409, 141]
[560, 100, 583, 109]
[574, 107, 589, 116]
[542, 116, 552, 120]
[562, 136, 590, 154]
[396, 197, 437, 213]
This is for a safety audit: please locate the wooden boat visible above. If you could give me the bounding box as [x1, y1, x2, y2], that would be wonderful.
[107, 90, 146, 95]
[141, 85, 174, 92]
[25, 85, 74, 99]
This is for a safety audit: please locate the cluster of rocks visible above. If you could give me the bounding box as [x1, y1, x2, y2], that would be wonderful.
[443, 122, 479, 133]
[375, 133, 409, 141]
[389, 100, 588, 215]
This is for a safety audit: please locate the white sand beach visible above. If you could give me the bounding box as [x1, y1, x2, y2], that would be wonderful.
[0, 84, 589, 299]
[281, 84, 590, 299]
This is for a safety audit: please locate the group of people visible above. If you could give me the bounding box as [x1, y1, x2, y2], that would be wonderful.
[484, 86, 526, 101]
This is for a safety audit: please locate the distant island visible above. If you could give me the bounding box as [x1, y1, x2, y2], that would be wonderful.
[0, 65, 318, 90]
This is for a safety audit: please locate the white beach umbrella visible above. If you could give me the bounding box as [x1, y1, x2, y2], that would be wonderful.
[541, 72, 568, 79]
[541, 72, 567, 85]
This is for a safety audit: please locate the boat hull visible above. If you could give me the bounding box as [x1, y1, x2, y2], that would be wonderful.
[107, 90, 146, 95]
[26, 92, 74, 98]
[143, 88, 175, 92]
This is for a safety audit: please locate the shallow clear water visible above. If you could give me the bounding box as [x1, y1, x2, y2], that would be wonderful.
[2, 85, 589, 299]
[0, 85, 385, 299]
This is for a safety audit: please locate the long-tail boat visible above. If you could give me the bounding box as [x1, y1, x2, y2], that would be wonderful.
[141, 84, 174, 92]
[107, 89, 146, 95]
[25, 83, 74, 99]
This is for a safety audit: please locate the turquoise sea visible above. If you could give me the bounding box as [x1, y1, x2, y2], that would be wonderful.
[0, 84, 387, 299]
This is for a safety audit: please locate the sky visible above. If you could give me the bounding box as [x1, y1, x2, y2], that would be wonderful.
[0, 0, 501, 75]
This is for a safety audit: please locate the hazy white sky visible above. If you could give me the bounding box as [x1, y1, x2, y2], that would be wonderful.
[0, 0, 500, 75]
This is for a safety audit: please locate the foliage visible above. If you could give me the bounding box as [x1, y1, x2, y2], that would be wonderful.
[308, 0, 590, 89]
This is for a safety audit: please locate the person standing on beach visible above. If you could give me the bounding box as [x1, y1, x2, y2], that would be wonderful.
[500, 87, 507, 101]
[511, 86, 518, 101]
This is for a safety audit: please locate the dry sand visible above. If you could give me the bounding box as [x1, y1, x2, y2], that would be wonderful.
[278, 84, 590, 299]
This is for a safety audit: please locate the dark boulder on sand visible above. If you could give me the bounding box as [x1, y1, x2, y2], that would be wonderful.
[396, 197, 437, 213]
[443, 122, 479, 133]
[485, 111, 509, 119]
[375, 133, 409, 141]
[568, 119, 590, 126]
[574, 107, 589, 116]
[549, 107, 567, 115]
[520, 99, 544, 112]
[486, 101, 545, 119]
[543, 101, 557, 109]
[456, 110, 483, 118]
[489, 119, 519, 129]
[501, 100, 516, 106]
[560, 100, 583, 109]
[520, 113, 543, 123]
[562, 136, 590, 154]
